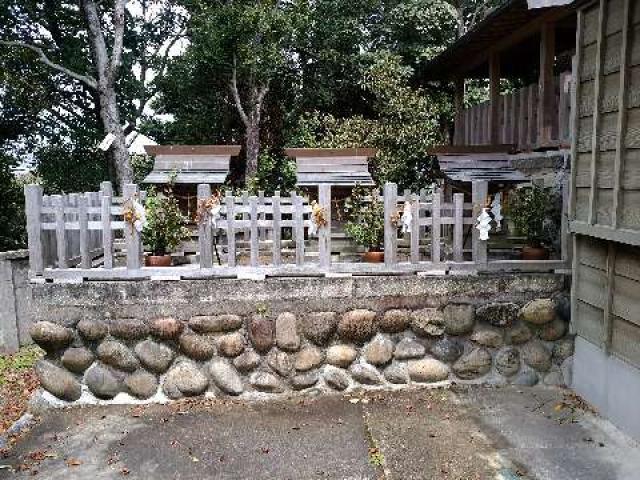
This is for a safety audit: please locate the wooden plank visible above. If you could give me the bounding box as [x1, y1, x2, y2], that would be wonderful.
[612, 0, 631, 228]
[538, 21, 557, 146]
[100, 181, 113, 198]
[472, 180, 488, 265]
[410, 194, 420, 264]
[249, 196, 259, 268]
[123, 184, 142, 270]
[588, 0, 607, 225]
[258, 191, 266, 241]
[78, 194, 90, 269]
[225, 193, 236, 268]
[489, 53, 501, 145]
[603, 242, 616, 353]
[67, 194, 79, 262]
[272, 193, 282, 266]
[561, 175, 571, 263]
[384, 183, 398, 266]
[453, 193, 464, 262]
[242, 191, 249, 241]
[431, 189, 442, 264]
[518, 87, 529, 150]
[52, 195, 68, 269]
[102, 194, 113, 269]
[318, 184, 332, 268]
[294, 194, 305, 266]
[570, 234, 579, 334]
[198, 184, 213, 269]
[24, 185, 44, 275]
[570, 13, 585, 221]
[527, 84, 539, 148]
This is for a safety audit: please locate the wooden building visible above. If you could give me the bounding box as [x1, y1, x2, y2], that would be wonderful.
[569, 0, 640, 442]
[422, 0, 577, 186]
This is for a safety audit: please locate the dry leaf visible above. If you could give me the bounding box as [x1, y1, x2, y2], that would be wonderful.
[66, 458, 82, 467]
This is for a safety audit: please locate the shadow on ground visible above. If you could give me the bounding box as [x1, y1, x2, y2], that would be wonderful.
[1, 385, 639, 479]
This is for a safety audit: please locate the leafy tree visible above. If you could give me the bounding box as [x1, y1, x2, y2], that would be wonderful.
[0, 153, 26, 251]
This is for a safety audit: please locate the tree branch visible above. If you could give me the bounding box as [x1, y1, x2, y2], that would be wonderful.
[230, 54, 250, 128]
[0, 40, 98, 89]
[81, 0, 110, 84]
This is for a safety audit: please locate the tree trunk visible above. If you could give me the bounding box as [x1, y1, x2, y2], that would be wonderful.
[99, 88, 132, 187]
[244, 121, 261, 181]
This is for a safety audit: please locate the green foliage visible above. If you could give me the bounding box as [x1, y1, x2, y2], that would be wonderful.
[343, 185, 385, 251]
[142, 187, 191, 256]
[0, 345, 43, 387]
[245, 149, 297, 195]
[508, 184, 561, 248]
[0, 153, 26, 251]
[35, 143, 109, 194]
[293, 53, 448, 191]
[131, 154, 155, 185]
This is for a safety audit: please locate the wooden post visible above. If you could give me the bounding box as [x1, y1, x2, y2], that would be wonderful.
[527, 84, 538, 149]
[453, 193, 464, 262]
[78, 194, 90, 269]
[52, 195, 68, 269]
[123, 184, 142, 270]
[318, 184, 332, 268]
[569, 11, 584, 221]
[100, 181, 113, 198]
[472, 181, 488, 266]
[197, 184, 213, 269]
[489, 52, 501, 145]
[225, 193, 236, 267]
[518, 87, 529, 150]
[68, 194, 79, 262]
[272, 193, 282, 266]
[538, 21, 556, 147]
[294, 194, 305, 266]
[102, 193, 113, 269]
[258, 190, 266, 241]
[410, 194, 420, 264]
[454, 78, 465, 145]
[242, 191, 249, 241]
[249, 196, 259, 267]
[24, 185, 44, 275]
[384, 183, 398, 266]
[431, 189, 442, 264]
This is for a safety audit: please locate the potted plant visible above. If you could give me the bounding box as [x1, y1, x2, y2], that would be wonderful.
[142, 187, 190, 266]
[344, 185, 385, 262]
[507, 184, 561, 260]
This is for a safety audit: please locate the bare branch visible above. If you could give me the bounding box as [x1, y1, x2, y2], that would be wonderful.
[230, 54, 250, 128]
[0, 40, 98, 89]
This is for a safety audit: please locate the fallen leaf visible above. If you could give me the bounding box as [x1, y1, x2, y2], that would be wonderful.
[66, 458, 82, 467]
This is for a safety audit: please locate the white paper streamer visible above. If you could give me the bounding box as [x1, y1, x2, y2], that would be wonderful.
[132, 199, 147, 233]
[491, 193, 503, 231]
[400, 201, 412, 234]
[476, 208, 492, 241]
[208, 203, 222, 230]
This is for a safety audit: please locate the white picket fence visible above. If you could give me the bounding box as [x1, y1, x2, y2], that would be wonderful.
[24, 180, 570, 282]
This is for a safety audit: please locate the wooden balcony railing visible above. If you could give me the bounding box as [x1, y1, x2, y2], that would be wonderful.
[453, 72, 572, 151]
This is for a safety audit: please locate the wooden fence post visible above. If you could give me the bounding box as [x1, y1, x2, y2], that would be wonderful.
[249, 196, 259, 267]
[431, 189, 442, 264]
[272, 192, 282, 266]
[100, 181, 113, 198]
[102, 193, 113, 269]
[453, 193, 464, 262]
[242, 191, 249, 241]
[197, 184, 213, 269]
[318, 184, 332, 268]
[384, 183, 398, 266]
[472, 180, 488, 266]
[294, 194, 305, 266]
[225, 193, 236, 267]
[78, 194, 90, 269]
[410, 193, 420, 264]
[123, 184, 142, 270]
[52, 195, 68, 269]
[24, 185, 44, 275]
[258, 190, 266, 241]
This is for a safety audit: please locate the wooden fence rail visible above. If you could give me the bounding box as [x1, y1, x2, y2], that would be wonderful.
[24, 180, 570, 281]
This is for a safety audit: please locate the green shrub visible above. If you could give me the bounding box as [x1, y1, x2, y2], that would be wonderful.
[142, 187, 191, 256]
[0, 153, 26, 251]
[343, 184, 385, 251]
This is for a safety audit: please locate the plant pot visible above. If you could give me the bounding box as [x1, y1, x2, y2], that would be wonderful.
[363, 251, 384, 263]
[521, 245, 550, 261]
[145, 254, 172, 267]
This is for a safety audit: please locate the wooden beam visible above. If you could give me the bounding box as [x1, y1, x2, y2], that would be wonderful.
[489, 53, 501, 145]
[588, 0, 607, 226]
[428, 144, 516, 155]
[569, 10, 584, 222]
[612, 0, 631, 229]
[538, 21, 556, 147]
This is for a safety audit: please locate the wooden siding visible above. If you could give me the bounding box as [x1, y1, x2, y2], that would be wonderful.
[573, 234, 640, 368]
[570, 0, 640, 246]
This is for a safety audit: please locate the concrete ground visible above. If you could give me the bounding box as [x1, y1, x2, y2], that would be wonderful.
[1, 385, 639, 480]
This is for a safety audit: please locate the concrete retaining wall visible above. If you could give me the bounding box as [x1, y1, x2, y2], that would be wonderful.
[28, 273, 573, 405]
[0, 250, 33, 353]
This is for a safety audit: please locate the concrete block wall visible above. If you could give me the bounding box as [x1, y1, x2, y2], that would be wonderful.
[0, 250, 33, 353]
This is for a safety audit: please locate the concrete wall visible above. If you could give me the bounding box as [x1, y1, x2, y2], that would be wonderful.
[0, 250, 33, 353]
[28, 273, 573, 405]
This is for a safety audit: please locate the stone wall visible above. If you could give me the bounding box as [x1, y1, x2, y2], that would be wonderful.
[28, 273, 573, 404]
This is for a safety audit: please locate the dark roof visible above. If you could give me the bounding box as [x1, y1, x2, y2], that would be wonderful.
[421, 0, 576, 81]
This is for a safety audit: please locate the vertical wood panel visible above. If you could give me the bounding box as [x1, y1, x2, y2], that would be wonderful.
[52, 195, 67, 269]
[318, 184, 332, 268]
[539, 21, 557, 146]
[272, 193, 282, 266]
[78, 194, 90, 269]
[589, 0, 608, 225]
[612, 0, 631, 228]
[249, 196, 259, 267]
[410, 194, 420, 264]
[431, 189, 442, 264]
[24, 185, 44, 275]
[570, 11, 585, 220]
[489, 53, 501, 145]
[603, 242, 617, 353]
[453, 193, 464, 262]
[101, 194, 113, 269]
[225, 194, 236, 267]
[294, 194, 305, 266]
[123, 184, 142, 270]
[198, 184, 213, 269]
